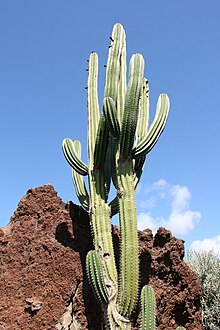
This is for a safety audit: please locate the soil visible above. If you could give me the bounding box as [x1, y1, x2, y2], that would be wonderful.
[0, 184, 202, 329]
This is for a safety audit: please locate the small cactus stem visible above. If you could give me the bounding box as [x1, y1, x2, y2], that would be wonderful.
[71, 140, 89, 210]
[72, 169, 89, 210]
[116, 30, 127, 127]
[120, 54, 145, 159]
[117, 158, 139, 316]
[175, 327, 187, 330]
[86, 250, 109, 306]
[104, 23, 126, 102]
[140, 285, 156, 330]
[101, 23, 126, 200]
[132, 93, 170, 159]
[87, 52, 100, 168]
[94, 113, 110, 170]
[135, 77, 150, 147]
[62, 138, 88, 176]
[88, 169, 118, 287]
[133, 77, 150, 185]
[103, 97, 120, 138]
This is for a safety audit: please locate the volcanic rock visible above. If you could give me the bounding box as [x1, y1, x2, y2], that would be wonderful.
[0, 185, 202, 329]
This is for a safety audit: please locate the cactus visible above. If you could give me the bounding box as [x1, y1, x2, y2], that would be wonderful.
[62, 23, 170, 329]
[141, 285, 156, 330]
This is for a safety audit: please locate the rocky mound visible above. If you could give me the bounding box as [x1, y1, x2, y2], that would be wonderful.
[0, 185, 202, 329]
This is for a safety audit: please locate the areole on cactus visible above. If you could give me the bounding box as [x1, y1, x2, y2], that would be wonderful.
[62, 23, 172, 329]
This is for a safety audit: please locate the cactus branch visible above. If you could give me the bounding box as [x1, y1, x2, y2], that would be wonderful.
[120, 54, 145, 159]
[62, 138, 88, 176]
[87, 52, 100, 168]
[132, 93, 170, 159]
[71, 140, 90, 210]
[103, 97, 120, 138]
[141, 285, 156, 330]
[86, 250, 109, 305]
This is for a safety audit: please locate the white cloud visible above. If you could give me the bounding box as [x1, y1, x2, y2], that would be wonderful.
[138, 212, 158, 232]
[189, 235, 220, 256]
[137, 180, 201, 236]
[170, 185, 190, 213]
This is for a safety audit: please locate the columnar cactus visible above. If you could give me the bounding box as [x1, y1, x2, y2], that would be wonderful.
[62, 23, 170, 329]
[141, 285, 156, 330]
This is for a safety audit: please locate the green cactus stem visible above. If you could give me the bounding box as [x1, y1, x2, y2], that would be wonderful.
[71, 140, 90, 211]
[141, 285, 156, 330]
[86, 250, 109, 305]
[113, 53, 144, 317]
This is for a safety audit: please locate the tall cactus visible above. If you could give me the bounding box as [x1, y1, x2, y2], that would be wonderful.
[62, 23, 170, 329]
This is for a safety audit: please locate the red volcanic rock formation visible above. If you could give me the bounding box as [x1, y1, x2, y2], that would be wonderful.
[0, 185, 202, 329]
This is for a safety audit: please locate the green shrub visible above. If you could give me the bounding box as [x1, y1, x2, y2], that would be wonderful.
[187, 250, 220, 329]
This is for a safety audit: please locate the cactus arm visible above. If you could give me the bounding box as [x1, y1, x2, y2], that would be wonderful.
[133, 78, 150, 185]
[93, 113, 110, 171]
[110, 77, 149, 215]
[120, 54, 145, 159]
[103, 97, 120, 138]
[175, 327, 187, 330]
[135, 78, 150, 146]
[87, 52, 100, 168]
[141, 285, 156, 330]
[103, 23, 126, 193]
[116, 32, 127, 127]
[72, 169, 89, 211]
[104, 23, 126, 101]
[86, 250, 109, 305]
[71, 140, 89, 210]
[62, 138, 88, 176]
[132, 93, 170, 159]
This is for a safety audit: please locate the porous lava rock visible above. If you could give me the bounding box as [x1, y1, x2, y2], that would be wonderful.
[0, 185, 202, 329]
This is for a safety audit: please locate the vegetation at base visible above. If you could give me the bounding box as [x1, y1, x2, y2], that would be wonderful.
[187, 250, 220, 330]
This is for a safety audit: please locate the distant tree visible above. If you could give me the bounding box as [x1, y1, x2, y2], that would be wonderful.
[187, 250, 220, 330]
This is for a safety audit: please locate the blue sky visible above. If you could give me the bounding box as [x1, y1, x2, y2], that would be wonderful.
[0, 1, 220, 255]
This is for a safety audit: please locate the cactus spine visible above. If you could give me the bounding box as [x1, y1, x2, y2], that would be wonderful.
[62, 23, 170, 329]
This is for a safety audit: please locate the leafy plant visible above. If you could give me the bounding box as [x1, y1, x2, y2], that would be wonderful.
[188, 250, 220, 329]
[62, 23, 170, 329]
